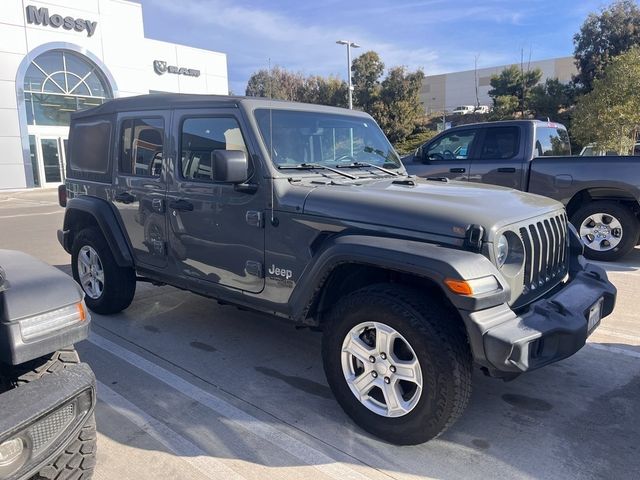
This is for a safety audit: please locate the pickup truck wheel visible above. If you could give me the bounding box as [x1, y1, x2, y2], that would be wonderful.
[71, 227, 136, 314]
[571, 202, 639, 261]
[322, 284, 472, 445]
[3, 348, 97, 480]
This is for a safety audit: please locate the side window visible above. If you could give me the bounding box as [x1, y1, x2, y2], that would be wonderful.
[426, 130, 477, 161]
[180, 117, 247, 182]
[69, 120, 111, 173]
[480, 127, 519, 159]
[119, 118, 164, 176]
[535, 127, 571, 157]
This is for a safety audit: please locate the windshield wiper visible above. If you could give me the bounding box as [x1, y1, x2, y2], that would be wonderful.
[278, 163, 357, 180]
[336, 162, 399, 176]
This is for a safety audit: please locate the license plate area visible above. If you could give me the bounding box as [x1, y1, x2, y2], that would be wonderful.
[587, 297, 604, 333]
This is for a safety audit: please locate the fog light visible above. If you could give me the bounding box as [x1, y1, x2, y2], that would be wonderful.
[0, 439, 23, 467]
[19, 302, 87, 341]
[0, 437, 29, 478]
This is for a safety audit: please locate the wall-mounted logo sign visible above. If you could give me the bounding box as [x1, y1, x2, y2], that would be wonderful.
[153, 60, 200, 77]
[26, 5, 97, 37]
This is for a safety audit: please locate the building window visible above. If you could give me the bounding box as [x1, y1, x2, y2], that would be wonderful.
[23, 50, 112, 126]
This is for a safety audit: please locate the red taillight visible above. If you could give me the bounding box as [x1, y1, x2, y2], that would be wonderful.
[58, 184, 67, 207]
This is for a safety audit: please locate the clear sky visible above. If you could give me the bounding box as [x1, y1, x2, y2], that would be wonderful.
[137, 0, 616, 94]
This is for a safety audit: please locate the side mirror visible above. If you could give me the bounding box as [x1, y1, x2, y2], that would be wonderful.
[213, 150, 248, 183]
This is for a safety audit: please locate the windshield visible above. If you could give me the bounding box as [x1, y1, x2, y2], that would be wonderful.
[254, 109, 401, 169]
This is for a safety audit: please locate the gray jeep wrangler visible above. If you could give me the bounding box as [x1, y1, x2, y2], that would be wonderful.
[0, 250, 96, 480]
[58, 94, 616, 445]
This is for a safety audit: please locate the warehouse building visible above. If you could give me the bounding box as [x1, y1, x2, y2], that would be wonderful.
[0, 0, 229, 189]
[420, 56, 576, 114]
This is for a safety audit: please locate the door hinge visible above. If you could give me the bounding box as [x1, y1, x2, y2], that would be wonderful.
[246, 210, 264, 228]
[245, 261, 263, 278]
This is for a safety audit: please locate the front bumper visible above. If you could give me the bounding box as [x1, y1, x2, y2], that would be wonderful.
[465, 260, 616, 375]
[0, 363, 96, 480]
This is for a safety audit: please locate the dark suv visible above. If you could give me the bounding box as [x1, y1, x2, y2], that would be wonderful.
[58, 94, 616, 445]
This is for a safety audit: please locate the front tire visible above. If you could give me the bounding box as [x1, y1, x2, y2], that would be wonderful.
[322, 284, 472, 445]
[4, 348, 97, 480]
[570, 201, 639, 262]
[71, 227, 136, 314]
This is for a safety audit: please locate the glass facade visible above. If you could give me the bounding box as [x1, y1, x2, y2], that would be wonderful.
[23, 50, 112, 126]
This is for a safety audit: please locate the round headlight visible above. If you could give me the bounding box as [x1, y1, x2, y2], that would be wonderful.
[496, 234, 509, 267]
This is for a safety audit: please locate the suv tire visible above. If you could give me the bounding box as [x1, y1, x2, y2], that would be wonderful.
[71, 227, 136, 314]
[571, 201, 639, 262]
[322, 284, 472, 445]
[6, 348, 97, 480]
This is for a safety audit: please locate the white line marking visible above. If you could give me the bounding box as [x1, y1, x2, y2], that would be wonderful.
[97, 381, 247, 480]
[89, 332, 371, 480]
[587, 343, 640, 359]
[0, 210, 63, 219]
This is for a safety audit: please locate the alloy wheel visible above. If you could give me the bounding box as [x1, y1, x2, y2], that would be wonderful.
[77, 245, 104, 299]
[341, 321, 423, 418]
[579, 213, 623, 252]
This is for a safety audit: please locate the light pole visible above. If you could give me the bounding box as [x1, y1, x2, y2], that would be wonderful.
[336, 40, 360, 109]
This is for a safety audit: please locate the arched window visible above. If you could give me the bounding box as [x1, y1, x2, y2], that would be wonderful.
[23, 49, 112, 126]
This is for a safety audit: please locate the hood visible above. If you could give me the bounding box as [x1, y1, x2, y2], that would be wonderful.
[302, 178, 563, 242]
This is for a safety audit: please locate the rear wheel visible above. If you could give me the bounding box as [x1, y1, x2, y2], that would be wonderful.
[322, 284, 472, 445]
[71, 227, 136, 314]
[570, 201, 639, 262]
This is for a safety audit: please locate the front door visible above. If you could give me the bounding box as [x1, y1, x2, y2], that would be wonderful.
[407, 128, 479, 181]
[167, 109, 265, 293]
[36, 136, 66, 187]
[112, 112, 170, 269]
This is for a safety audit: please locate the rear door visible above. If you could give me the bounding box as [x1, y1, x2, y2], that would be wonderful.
[112, 112, 169, 268]
[166, 108, 265, 293]
[468, 126, 525, 189]
[406, 128, 479, 181]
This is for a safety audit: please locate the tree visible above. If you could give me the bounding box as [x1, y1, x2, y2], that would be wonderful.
[572, 47, 640, 154]
[528, 78, 575, 120]
[375, 67, 425, 143]
[488, 65, 542, 117]
[573, 0, 640, 92]
[351, 51, 384, 111]
[298, 75, 348, 107]
[245, 66, 305, 101]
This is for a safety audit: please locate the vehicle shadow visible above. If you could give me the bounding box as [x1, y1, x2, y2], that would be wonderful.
[593, 246, 640, 272]
[68, 281, 640, 480]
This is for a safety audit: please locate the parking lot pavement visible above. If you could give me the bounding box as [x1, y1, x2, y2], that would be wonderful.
[1, 188, 638, 480]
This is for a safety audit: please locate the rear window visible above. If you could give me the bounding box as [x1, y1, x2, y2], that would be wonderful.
[69, 120, 111, 174]
[535, 126, 571, 157]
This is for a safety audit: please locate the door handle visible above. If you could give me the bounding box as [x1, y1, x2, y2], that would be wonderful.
[449, 168, 466, 173]
[169, 199, 194, 211]
[497, 167, 516, 173]
[114, 192, 135, 204]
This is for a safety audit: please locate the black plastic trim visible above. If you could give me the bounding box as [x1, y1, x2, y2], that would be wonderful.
[62, 196, 134, 267]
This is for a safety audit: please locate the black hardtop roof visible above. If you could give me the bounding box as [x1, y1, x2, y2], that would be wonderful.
[71, 93, 371, 120]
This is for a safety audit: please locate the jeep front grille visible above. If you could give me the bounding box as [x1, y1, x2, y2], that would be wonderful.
[519, 212, 568, 297]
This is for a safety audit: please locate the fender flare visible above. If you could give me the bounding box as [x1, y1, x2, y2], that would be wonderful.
[289, 234, 509, 322]
[62, 196, 134, 267]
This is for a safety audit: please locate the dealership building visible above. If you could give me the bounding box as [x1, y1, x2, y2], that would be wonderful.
[420, 56, 576, 114]
[0, 0, 229, 190]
